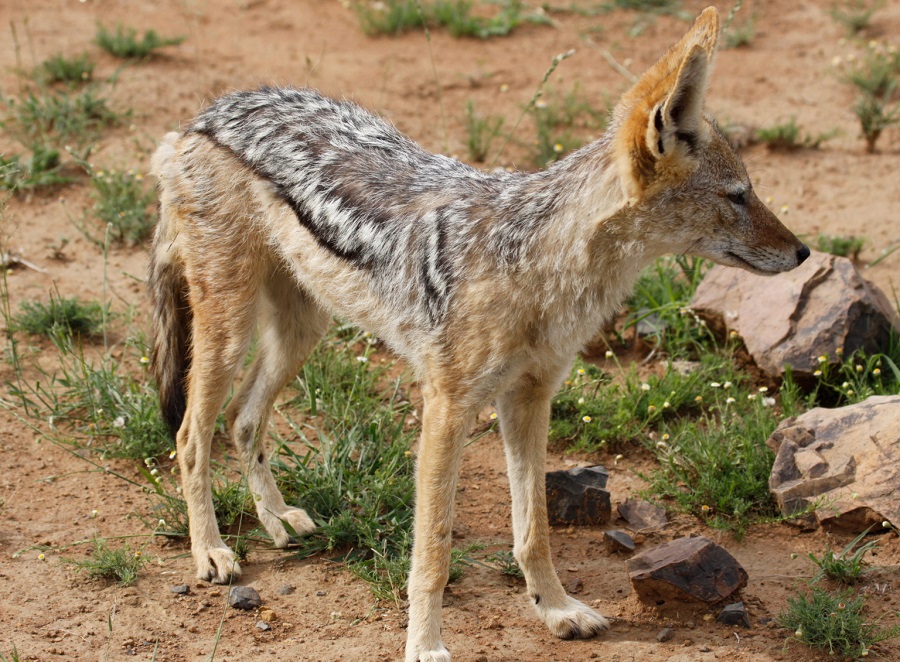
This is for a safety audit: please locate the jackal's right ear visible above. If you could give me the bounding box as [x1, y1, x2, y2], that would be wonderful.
[611, 7, 719, 201]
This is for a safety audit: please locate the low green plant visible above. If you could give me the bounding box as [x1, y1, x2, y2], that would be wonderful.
[829, 0, 885, 36]
[95, 24, 185, 59]
[815, 233, 865, 260]
[753, 117, 835, 150]
[433, 0, 548, 39]
[1, 87, 119, 149]
[354, 0, 548, 38]
[35, 53, 94, 85]
[530, 84, 607, 167]
[839, 42, 900, 152]
[88, 168, 156, 246]
[795, 348, 900, 409]
[464, 100, 504, 162]
[808, 527, 878, 584]
[722, 13, 755, 49]
[0, 145, 72, 191]
[0, 645, 20, 662]
[486, 549, 524, 578]
[354, 0, 424, 36]
[778, 585, 900, 658]
[64, 537, 148, 585]
[642, 383, 782, 538]
[11, 294, 104, 337]
[624, 255, 714, 358]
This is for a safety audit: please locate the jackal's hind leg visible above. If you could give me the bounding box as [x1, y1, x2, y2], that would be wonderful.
[496, 376, 609, 640]
[224, 277, 329, 548]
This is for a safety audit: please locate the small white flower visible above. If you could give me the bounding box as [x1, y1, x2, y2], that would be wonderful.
[605, 350, 614, 358]
[582, 415, 592, 423]
[641, 383, 650, 392]
[91, 509, 99, 518]
[663, 401, 670, 409]
[758, 386, 768, 393]
[710, 382, 721, 388]
[723, 381, 732, 389]
[113, 416, 126, 428]
[577, 397, 585, 405]
[356, 356, 368, 363]
[763, 397, 776, 407]
[169, 450, 177, 459]
[726, 397, 736, 404]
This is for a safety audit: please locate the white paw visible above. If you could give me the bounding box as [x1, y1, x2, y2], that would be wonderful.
[269, 508, 316, 547]
[405, 645, 451, 662]
[195, 546, 242, 584]
[538, 596, 609, 640]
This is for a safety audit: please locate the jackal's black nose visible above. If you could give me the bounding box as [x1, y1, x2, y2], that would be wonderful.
[797, 244, 810, 264]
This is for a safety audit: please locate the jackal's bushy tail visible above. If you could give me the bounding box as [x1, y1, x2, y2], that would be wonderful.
[149, 132, 191, 438]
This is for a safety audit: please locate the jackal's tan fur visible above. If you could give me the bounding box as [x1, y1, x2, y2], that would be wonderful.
[149, 8, 807, 660]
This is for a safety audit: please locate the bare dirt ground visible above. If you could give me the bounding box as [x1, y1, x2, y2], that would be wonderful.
[2, 1, 900, 660]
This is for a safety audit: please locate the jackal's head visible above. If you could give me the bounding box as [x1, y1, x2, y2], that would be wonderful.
[610, 7, 809, 275]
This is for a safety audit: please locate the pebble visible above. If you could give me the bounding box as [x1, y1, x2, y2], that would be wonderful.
[171, 584, 190, 595]
[256, 621, 271, 631]
[229, 586, 262, 610]
[276, 584, 296, 595]
[657, 627, 675, 642]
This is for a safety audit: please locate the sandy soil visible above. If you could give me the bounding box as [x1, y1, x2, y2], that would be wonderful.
[2, 1, 900, 660]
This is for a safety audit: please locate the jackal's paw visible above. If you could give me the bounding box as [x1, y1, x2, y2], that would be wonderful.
[195, 546, 242, 584]
[270, 508, 316, 548]
[404, 644, 451, 662]
[539, 596, 609, 640]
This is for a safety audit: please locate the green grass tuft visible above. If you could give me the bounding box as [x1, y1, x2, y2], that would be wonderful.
[88, 167, 157, 246]
[778, 585, 900, 658]
[64, 538, 148, 586]
[95, 24, 185, 59]
[11, 295, 105, 337]
[35, 53, 95, 85]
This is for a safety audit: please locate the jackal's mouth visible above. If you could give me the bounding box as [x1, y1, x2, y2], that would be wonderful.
[724, 250, 780, 276]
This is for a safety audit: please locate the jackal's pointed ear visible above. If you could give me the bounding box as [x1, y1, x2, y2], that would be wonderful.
[612, 7, 719, 201]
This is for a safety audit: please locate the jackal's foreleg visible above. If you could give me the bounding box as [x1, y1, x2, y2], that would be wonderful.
[497, 375, 609, 640]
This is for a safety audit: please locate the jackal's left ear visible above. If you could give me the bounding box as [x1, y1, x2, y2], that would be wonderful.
[612, 7, 719, 201]
[647, 44, 710, 159]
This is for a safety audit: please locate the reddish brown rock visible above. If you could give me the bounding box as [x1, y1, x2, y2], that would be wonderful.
[617, 498, 668, 532]
[626, 536, 747, 605]
[545, 466, 611, 526]
[690, 251, 899, 378]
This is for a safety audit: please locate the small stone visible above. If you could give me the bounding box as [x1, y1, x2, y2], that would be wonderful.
[276, 584, 295, 596]
[617, 499, 667, 532]
[565, 578, 584, 594]
[717, 602, 750, 628]
[316, 590, 327, 597]
[545, 466, 611, 526]
[604, 530, 636, 553]
[259, 607, 277, 622]
[229, 586, 262, 610]
[256, 621, 271, 631]
[657, 627, 675, 642]
[627, 536, 747, 605]
[171, 584, 190, 595]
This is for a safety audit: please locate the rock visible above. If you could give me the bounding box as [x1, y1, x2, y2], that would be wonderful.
[691, 252, 899, 379]
[717, 602, 750, 628]
[617, 499, 668, 532]
[170, 584, 190, 595]
[276, 584, 295, 596]
[258, 607, 277, 622]
[565, 578, 584, 594]
[657, 627, 675, 642]
[256, 621, 271, 631]
[767, 395, 900, 530]
[229, 586, 262, 610]
[604, 530, 636, 553]
[545, 466, 611, 526]
[626, 536, 747, 605]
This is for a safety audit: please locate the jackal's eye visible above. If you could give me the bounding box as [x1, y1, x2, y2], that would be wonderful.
[727, 190, 747, 206]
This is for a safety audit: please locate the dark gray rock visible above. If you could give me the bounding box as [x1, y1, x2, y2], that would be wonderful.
[767, 395, 900, 530]
[546, 466, 611, 526]
[617, 498, 667, 532]
[626, 536, 747, 605]
[170, 584, 190, 595]
[228, 585, 262, 610]
[691, 251, 899, 379]
[657, 627, 675, 642]
[717, 602, 750, 628]
[276, 584, 295, 596]
[604, 530, 636, 553]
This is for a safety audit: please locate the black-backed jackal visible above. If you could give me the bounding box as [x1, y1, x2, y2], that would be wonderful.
[149, 8, 808, 660]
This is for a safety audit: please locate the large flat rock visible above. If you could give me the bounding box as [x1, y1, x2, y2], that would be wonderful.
[767, 395, 900, 530]
[690, 251, 898, 378]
